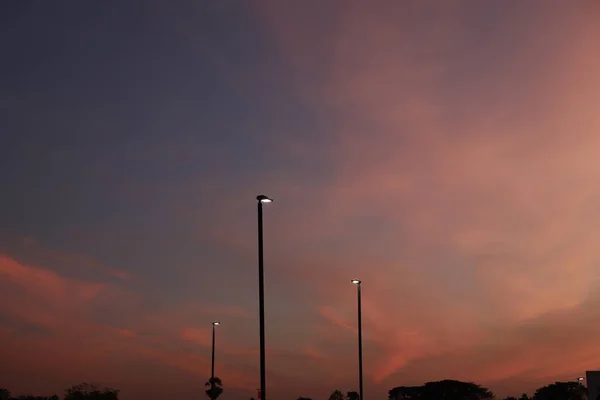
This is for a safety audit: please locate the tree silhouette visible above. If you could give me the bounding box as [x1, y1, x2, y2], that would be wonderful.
[328, 390, 344, 400]
[0, 389, 59, 400]
[389, 385, 422, 400]
[205, 377, 223, 400]
[533, 382, 587, 400]
[64, 383, 119, 399]
[347, 391, 360, 400]
[389, 380, 494, 400]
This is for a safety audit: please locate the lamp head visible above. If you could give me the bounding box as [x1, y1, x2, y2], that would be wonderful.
[257, 195, 273, 203]
[212, 321, 220, 326]
[351, 279, 361, 285]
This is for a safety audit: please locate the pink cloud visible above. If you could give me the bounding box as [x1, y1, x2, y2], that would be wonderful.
[0, 253, 262, 396]
[5, 236, 137, 283]
[180, 327, 212, 347]
[250, 2, 600, 395]
[115, 328, 137, 338]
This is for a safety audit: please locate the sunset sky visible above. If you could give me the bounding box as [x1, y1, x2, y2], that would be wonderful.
[2, 1, 600, 399]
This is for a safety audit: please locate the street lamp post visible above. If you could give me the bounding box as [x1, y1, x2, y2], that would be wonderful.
[211, 321, 220, 382]
[257, 195, 272, 400]
[351, 279, 363, 400]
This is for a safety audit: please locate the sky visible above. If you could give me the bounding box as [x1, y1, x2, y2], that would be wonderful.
[1, 1, 600, 399]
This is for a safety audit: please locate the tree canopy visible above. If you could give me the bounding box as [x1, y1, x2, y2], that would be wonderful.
[64, 383, 119, 400]
[3, 384, 116, 400]
[205, 377, 224, 400]
[389, 380, 494, 400]
[328, 390, 344, 400]
[532, 382, 587, 400]
[347, 391, 360, 400]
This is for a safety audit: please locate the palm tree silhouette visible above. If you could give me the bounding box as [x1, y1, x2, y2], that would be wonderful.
[205, 377, 223, 400]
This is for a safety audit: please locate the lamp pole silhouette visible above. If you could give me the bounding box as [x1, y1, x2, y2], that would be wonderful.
[211, 321, 219, 382]
[351, 279, 363, 400]
[257, 194, 273, 400]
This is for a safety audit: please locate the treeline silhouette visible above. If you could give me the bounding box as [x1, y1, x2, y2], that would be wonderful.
[386, 380, 588, 400]
[303, 380, 588, 400]
[0, 383, 118, 400]
[2, 378, 590, 400]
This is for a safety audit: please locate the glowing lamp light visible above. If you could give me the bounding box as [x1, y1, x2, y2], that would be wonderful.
[351, 279, 361, 285]
[257, 195, 273, 203]
[212, 321, 220, 326]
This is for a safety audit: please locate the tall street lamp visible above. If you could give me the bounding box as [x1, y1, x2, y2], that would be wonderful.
[211, 321, 220, 382]
[257, 195, 273, 400]
[351, 279, 363, 400]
